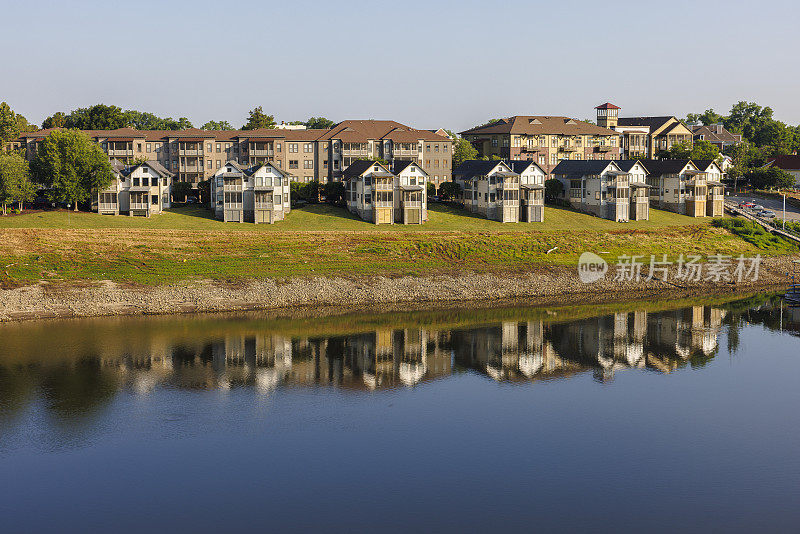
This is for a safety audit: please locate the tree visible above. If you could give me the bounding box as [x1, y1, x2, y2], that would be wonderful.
[197, 179, 211, 204]
[439, 181, 461, 201]
[452, 138, 478, 168]
[0, 102, 34, 142]
[202, 120, 234, 130]
[322, 181, 345, 206]
[426, 182, 436, 198]
[686, 109, 723, 125]
[64, 104, 127, 130]
[305, 117, 335, 130]
[0, 152, 34, 215]
[242, 107, 276, 130]
[163, 117, 193, 130]
[30, 130, 115, 210]
[171, 181, 193, 202]
[746, 167, 795, 190]
[661, 139, 720, 161]
[42, 111, 67, 129]
[291, 180, 320, 204]
[544, 178, 564, 202]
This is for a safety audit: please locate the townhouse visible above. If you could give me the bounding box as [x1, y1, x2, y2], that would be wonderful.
[98, 160, 173, 216]
[690, 123, 742, 151]
[452, 160, 521, 223]
[318, 120, 452, 187]
[640, 159, 724, 217]
[550, 160, 649, 222]
[460, 116, 622, 174]
[765, 155, 800, 188]
[343, 160, 428, 225]
[16, 119, 453, 191]
[508, 160, 546, 222]
[209, 160, 292, 223]
[596, 103, 694, 159]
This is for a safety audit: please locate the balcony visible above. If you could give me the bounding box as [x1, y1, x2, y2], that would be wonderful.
[521, 146, 538, 153]
[107, 149, 133, 157]
[130, 202, 150, 210]
[98, 202, 118, 211]
[223, 184, 243, 191]
[250, 149, 274, 157]
[254, 202, 274, 210]
[224, 202, 243, 209]
[179, 149, 202, 156]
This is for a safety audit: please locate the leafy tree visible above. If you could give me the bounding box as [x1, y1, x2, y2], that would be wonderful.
[305, 117, 335, 130]
[479, 154, 502, 161]
[197, 179, 211, 204]
[162, 117, 193, 130]
[746, 167, 795, 190]
[426, 182, 436, 197]
[42, 111, 67, 129]
[452, 138, 478, 167]
[64, 104, 127, 130]
[31, 130, 115, 210]
[0, 152, 35, 215]
[0, 102, 34, 142]
[439, 181, 461, 201]
[202, 120, 234, 130]
[544, 178, 564, 202]
[322, 181, 346, 206]
[686, 109, 723, 125]
[661, 139, 720, 160]
[242, 107, 276, 130]
[171, 181, 193, 202]
[291, 180, 320, 203]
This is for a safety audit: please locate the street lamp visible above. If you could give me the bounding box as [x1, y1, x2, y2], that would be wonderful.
[782, 192, 786, 231]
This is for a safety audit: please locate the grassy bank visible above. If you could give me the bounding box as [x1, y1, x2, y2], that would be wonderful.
[0, 204, 792, 286]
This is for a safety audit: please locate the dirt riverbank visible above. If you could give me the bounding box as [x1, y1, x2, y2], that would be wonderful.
[1, 254, 797, 322]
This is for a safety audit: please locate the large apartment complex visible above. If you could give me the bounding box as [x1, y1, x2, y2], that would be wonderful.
[16, 119, 452, 189]
[596, 103, 695, 159]
[460, 116, 623, 174]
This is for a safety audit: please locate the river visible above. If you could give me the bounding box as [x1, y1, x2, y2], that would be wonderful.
[1, 295, 799, 532]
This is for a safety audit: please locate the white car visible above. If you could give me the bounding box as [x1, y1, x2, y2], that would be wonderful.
[751, 204, 765, 211]
[759, 210, 777, 219]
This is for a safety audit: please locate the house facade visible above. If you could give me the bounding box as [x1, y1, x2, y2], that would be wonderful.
[551, 160, 646, 222]
[691, 124, 742, 151]
[209, 161, 292, 223]
[596, 104, 694, 159]
[459, 116, 622, 174]
[343, 160, 428, 225]
[16, 119, 452, 191]
[639, 159, 723, 217]
[452, 160, 521, 223]
[766, 155, 800, 188]
[508, 161, 546, 222]
[97, 161, 173, 217]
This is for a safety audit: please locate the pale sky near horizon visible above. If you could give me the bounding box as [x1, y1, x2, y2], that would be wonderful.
[2, 0, 798, 131]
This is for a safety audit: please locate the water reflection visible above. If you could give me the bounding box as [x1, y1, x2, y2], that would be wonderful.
[0, 296, 797, 423]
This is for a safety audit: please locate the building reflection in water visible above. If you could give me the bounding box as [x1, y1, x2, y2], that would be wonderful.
[1, 299, 783, 428]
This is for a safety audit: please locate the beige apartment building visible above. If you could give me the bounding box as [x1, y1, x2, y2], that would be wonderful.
[460, 116, 623, 174]
[596, 103, 694, 159]
[17, 119, 452, 191]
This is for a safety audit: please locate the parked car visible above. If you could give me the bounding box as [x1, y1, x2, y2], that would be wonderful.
[759, 210, 777, 219]
[751, 204, 765, 211]
[740, 201, 755, 208]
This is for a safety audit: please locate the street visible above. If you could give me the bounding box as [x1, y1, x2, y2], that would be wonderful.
[727, 193, 800, 223]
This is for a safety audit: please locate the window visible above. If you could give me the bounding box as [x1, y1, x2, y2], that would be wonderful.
[289, 143, 298, 153]
[289, 160, 299, 169]
[146, 143, 151, 152]
[283, 194, 288, 204]
[137, 143, 142, 152]
[216, 143, 221, 153]
[444, 144, 449, 153]
[304, 160, 313, 169]
[207, 143, 212, 152]
[276, 143, 281, 152]
[216, 160, 221, 169]
[304, 143, 313, 153]
[208, 160, 212, 168]
[152, 195, 159, 205]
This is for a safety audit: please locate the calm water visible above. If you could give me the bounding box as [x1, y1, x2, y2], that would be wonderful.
[1, 296, 799, 533]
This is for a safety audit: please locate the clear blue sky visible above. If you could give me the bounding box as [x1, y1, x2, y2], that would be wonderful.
[3, 0, 798, 131]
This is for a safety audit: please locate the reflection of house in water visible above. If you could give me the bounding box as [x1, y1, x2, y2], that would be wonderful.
[646, 305, 725, 371]
[451, 321, 573, 381]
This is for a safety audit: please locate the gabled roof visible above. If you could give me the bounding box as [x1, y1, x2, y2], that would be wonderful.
[692, 124, 743, 145]
[393, 160, 428, 176]
[506, 160, 545, 175]
[766, 155, 800, 171]
[118, 160, 174, 178]
[453, 160, 514, 178]
[551, 160, 620, 177]
[595, 103, 621, 110]
[617, 116, 687, 136]
[319, 120, 447, 143]
[691, 159, 722, 172]
[637, 159, 696, 176]
[342, 160, 393, 178]
[460, 116, 619, 137]
[617, 159, 650, 173]
[248, 161, 293, 178]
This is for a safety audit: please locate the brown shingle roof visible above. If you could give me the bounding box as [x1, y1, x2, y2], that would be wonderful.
[460, 116, 619, 137]
[319, 120, 448, 142]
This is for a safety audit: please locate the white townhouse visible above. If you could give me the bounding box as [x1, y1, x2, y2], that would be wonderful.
[640, 159, 722, 217]
[452, 160, 521, 223]
[508, 160, 546, 222]
[551, 160, 649, 222]
[210, 160, 292, 223]
[617, 160, 651, 220]
[343, 160, 428, 225]
[97, 160, 173, 217]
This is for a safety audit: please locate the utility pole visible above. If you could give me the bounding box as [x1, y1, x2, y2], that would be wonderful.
[783, 192, 786, 231]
